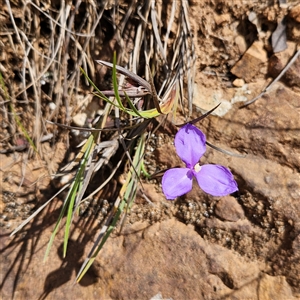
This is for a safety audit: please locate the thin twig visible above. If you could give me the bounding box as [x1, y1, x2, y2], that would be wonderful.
[241, 49, 300, 107]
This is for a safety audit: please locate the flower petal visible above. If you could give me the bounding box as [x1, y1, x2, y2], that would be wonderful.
[162, 168, 193, 200]
[194, 164, 238, 196]
[175, 124, 206, 168]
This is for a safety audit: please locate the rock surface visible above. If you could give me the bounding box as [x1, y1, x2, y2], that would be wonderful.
[1, 218, 299, 299]
[214, 196, 245, 222]
[268, 42, 300, 87]
[196, 82, 300, 296]
[290, 4, 300, 23]
[1, 1, 300, 299]
[231, 41, 268, 82]
[154, 81, 300, 297]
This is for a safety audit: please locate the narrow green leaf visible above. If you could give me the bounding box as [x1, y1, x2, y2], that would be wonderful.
[80, 68, 111, 102]
[63, 136, 94, 256]
[141, 160, 151, 178]
[76, 198, 126, 282]
[123, 91, 143, 118]
[81, 67, 143, 118]
[44, 186, 73, 260]
[92, 92, 122, 109]
[76, 135, 146, 282]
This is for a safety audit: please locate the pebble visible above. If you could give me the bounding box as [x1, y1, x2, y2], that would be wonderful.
[215, 196, 245, 222]
[73, 113, 87, 127]
[234, 35, 247, 55]
[232, 78, 245, 87]
[231, 41, 268, 82]
[214, 13, 231, 26]
[49, 102, 56, 110]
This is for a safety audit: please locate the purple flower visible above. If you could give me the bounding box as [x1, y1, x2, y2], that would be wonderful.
[162, 124, 238, 200]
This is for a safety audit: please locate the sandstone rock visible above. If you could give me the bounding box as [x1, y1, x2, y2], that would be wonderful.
[202, 82, 300, 170]
[204, 216, 264, 238]
[154, 143, 182, 168]
[289, 4, 300, 23]
[258, 274, 295, 300]
[2, 217, 298, 299]
[231, 41, 268, 82]
[234, 35, 247, 55]
[214, 13, 231, 25]
[232, 78, 245, 87]
[268, 44, 300, 87]
[192, 83, 234, 117]
[96, 219, 263, 299]
[197, 81, 300, 292]
[215, 196, 245, 222]
[0, 228, 102, 300]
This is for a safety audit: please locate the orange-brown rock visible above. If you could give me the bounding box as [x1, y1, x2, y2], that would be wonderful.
[231, 41, 268, 82]
[215, 196, 245, 222]
[289, 4, 300, 23]
[268, 42, 300, 87]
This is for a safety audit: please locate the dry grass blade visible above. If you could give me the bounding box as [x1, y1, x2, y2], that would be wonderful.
[10, 183, 70, 237]
[206, 141, 246, 158]
[163, 1, 177, 57]
[151, 1, 169, 69]
[241, 49, 300, 107]
[182, 0, 196, 115]
[96, 60, 152, 92]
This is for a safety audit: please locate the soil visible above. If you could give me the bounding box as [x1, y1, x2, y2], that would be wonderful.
[1, 1, 300, 299]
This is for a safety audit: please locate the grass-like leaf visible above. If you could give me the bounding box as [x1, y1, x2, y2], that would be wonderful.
[112, 52, 126, 110]
[63, 135, 95, 256]
[44, 134, 95, 260]
[123, 91, 143, 118]
[76, 133, 146, 282]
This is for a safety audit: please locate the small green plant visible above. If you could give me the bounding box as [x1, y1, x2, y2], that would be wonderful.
[9, 48, 242, 282]
[10, 52, 179, 281]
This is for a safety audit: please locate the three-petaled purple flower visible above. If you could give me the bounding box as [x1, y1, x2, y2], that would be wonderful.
[162, 124, 238, 199]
